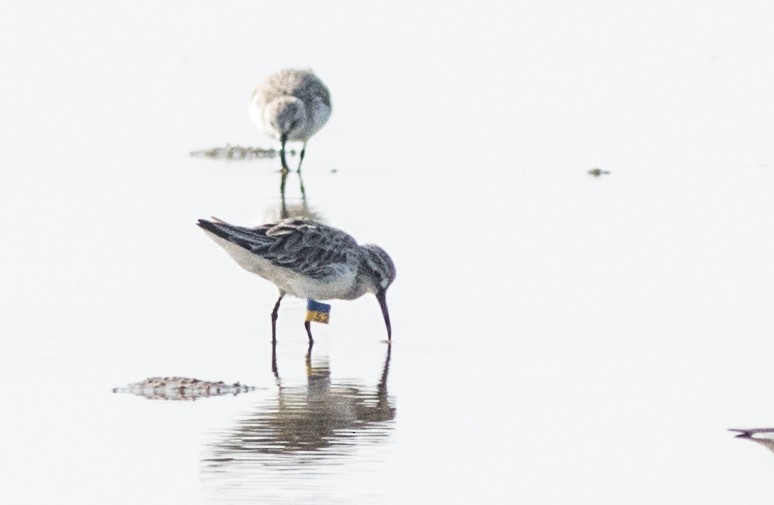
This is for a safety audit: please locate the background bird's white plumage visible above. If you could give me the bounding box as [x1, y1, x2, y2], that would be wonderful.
[250, 68, 331, 143]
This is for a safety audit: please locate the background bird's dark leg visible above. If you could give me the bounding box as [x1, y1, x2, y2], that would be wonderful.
[304, 320, 314, 343]
[295, 142, 307, 173]
[279, 135, 290, 173]
[271, 292, 285, 343]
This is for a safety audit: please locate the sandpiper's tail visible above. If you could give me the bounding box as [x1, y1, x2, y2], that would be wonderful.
[197, 218, 231, 241]
[197, 218, 272, 252]
[197, 218, 230, 239]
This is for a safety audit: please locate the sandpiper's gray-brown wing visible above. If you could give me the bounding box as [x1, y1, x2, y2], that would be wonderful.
[255, 69, 331, 109]
[197, 218, 356, 279]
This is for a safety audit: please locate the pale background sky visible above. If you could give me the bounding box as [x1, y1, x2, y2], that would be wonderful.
[3, 1, 774, 166]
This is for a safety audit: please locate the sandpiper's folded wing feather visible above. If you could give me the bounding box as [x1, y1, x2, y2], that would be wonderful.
[197, 218, 356, 279]
[258, 69, 331, 108]
[292, 71, 331, 107]
[286, 71, 330, 106]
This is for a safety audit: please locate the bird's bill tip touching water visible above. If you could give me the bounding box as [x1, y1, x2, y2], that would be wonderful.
[376, 289, 391, 341]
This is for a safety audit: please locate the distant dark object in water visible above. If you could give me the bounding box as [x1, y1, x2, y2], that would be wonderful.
[190, 144, 297, 160]
[588, 168, 610, 177]
[113, 376, 255, 401]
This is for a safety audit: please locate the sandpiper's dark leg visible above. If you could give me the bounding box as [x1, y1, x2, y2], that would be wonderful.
[304, 320, 314, 343]
[279, 135, 290, 173]
[271, 292, 285, 343]
[295, 142, 307, 173]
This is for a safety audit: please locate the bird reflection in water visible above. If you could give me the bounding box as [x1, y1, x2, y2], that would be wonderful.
[274, 169, 320, 222]
[204, 344, 394, 469]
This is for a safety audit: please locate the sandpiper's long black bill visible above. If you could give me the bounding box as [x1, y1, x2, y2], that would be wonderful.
[376, 290, 391, 341]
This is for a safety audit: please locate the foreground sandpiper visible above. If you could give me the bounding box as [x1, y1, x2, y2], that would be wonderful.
[250, 68, 331, 172]
[198, 218, 395, 343]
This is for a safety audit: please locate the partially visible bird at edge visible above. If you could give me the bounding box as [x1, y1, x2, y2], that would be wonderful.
[729, 428, 774, 454]
[250, 68, 331, 173]
[197, 218, 395, 343]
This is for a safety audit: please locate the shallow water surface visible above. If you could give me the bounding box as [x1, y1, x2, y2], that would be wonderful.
[4, 157, 774, 504]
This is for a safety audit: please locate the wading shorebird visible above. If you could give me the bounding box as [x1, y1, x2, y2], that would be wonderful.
[250, 68, 331, 173]
[197, 218, 395, 343]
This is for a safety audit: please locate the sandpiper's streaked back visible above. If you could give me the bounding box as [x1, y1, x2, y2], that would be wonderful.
[197, 218, 395, 343]
[250, 68, 331, 172]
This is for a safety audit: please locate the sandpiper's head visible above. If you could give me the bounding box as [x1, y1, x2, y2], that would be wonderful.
[360, 245, 396, 340]
[264, 97, 306, 140]
[360, 245, 396, 292]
